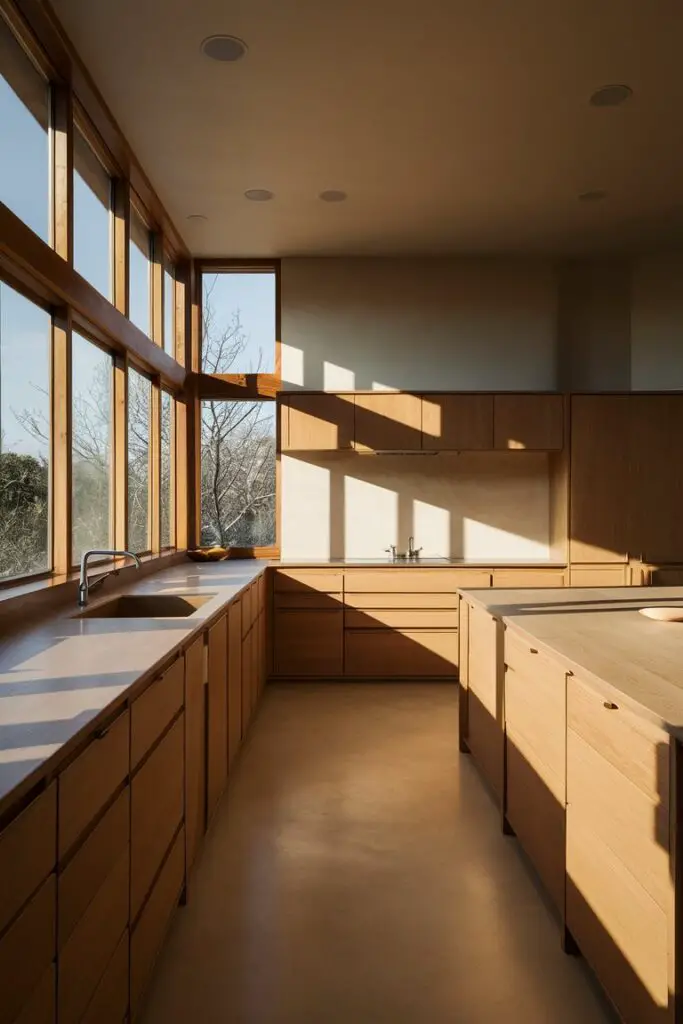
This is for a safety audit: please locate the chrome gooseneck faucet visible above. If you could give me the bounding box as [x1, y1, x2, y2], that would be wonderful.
[78, 549, 141, 608]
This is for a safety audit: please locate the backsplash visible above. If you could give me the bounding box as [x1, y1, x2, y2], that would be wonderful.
[281, 451, 552, 561]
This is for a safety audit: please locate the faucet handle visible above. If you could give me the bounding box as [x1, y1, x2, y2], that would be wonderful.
[385, 545, 397, 560]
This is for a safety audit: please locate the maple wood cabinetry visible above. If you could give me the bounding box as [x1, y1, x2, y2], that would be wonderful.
[282, 393, 354, 450]
[353, 392, 422, 451]
[421, 393, 493, 450]
[493, 394, 564, 450]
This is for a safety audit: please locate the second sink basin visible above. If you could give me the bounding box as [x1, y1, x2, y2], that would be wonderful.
[77, 593, 217, 618]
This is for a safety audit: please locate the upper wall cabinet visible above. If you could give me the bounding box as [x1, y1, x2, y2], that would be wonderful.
[493, 394, 563, 450]
[282, 394, 354, 451]
[422, 394, 493, 450]
[353, 393, 422, 451]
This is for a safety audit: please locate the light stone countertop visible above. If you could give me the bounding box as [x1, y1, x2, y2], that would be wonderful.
[458, 585, 683, 734]
[0, 559, 268, 815]
[276, 558, 567, 568]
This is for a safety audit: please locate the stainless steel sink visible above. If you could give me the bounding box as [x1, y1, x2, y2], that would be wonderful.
[76, 593, 217, 618]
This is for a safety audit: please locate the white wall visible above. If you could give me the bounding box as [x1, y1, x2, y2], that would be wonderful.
[631, 252, 683, 390]
[281, 257, 559, 391]
[281, 452, 551, 561]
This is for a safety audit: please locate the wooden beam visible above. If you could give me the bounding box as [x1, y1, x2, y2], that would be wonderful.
[151, 231, 164, 348]
[112, 177, 129, 317]
[51, 307, 72, 574]
[113, 353, 128, 550]
[194, 373, 282, 400]
[52, 81, 73, 262]
[0, 200, 186, 388]
[175, 395, 189, 551]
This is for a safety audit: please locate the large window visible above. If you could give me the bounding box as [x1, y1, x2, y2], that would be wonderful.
[73, 126, 112, 299]
[0, 281, 51, 578]
[71, 332, 112, 563]
[127, 367, 150, 552]
[0, 18, 50, 243]
[129, 203, 152, 336]
[201, 272, 276, 374]
[201, 400, 275, 548]
[160, 390, 174, 548]
[163, 259, 175, 357]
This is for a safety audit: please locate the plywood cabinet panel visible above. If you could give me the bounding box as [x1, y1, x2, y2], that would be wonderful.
[12, 963, 55, 1024]
[274, 609, 343, 676]
[131, 657, 184, 769]
[274, 570, 342, 594]
[493, 569, 565, 588]
[466, 605, 503, 801]
[345, 608, 457, 630]
[493, 394, 563, 450]
[228, 600, 242, 765]
[207, 615, 228, 818]
[421, 393, 493, 450]
[0, 875, 55, 1024]
[344, 569, 469, 593]
[241, 625, 253, 733]
[343, 591, 459, 610]
[184, 636, 205, 876]
[80, 931, 128, 1024]
[0, 783, 56, 937]
[630, 394, 683, 564]
[467, 606, 499, 716]
[353, 393, 422, 451]
[344, 629, 457, 677]
[569, 565, 629, 587]
[284, 393, 354, 450]
[504, 661, 565, 800]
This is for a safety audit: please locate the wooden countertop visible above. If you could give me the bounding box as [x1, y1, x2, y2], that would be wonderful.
[458, 585, 683, 733]
[0, 560, 267, 817]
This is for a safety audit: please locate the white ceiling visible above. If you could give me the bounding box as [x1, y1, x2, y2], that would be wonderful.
[53, 0, 683, 256]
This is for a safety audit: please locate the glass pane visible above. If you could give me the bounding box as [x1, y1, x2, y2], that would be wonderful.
[160, 390, 173, 548]
[0, 20, 50, 241]
[127, 367, 150, 552]
[0, 281, 50, 578]
[74, 128, 112, 299]
[129, 205, 151, 336]
[163, 263, 175, 357]
[201, 272, 276, 373]
[201, 400, 276, 548]
[71, 333, 112, 563]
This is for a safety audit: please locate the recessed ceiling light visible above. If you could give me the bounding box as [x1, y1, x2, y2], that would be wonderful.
[319, 190, 347, 202]
[244, 189, 274, 202]
[201, 35, 248, 62]
[578, 190, 607, 202]
[186, 213, 208, 222]
[589, 84, 632, 107]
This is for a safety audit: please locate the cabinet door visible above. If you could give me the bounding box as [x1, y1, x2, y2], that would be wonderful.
[184, 636, 205, 874]
[344, 630, 457, 677]
[207, 615, 228, 818]
[131, 657, 184, 769]
[467, 606, 503, 802]
[274, 609, 343, 676]
[284, 393, 354, 451]
[0, 876, 55, 1024]
[630, 394, 683, 564]
[353, 393, 422, 451]
[0, 783, 56, 937]
[228, 599, 242, 766]
[494, 394, 563, 450]
[422, 394, 493, 450]
[570, 395, 631, 563]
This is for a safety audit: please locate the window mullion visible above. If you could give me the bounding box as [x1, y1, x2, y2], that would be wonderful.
[51, 307, 72, 574]
[150, 378, 161, 554]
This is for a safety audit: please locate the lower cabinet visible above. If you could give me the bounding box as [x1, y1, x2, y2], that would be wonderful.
[184, 636, 206, 877]
[228, 599, 243, 767]
[0, 875, 55, 1024]
[207, 615, 228, 820]
[274, 609, 343, 676]
[344, 629, 457, 677]
[465, 604, 504, 803]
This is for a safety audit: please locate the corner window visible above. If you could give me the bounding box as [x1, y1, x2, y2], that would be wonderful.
[129, 203, 152, 336]
[0, 281, 51, 578]
[127, 366, 151, 552]
[201, 271, 276, 374]
[200, 399, 275, 548]
[0, 16, 50, 242]
[73, 126, 113, 299]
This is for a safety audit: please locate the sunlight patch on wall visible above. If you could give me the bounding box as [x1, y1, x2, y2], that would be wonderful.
[281, 343, 304, 387]
[281, 456, 330, 558]
[462, 518, 549, 560]
[323, 361, 355, 390]
[345, 475, 397, 557]
[413, 500, 450, 556]
[371, 381, 399, 391]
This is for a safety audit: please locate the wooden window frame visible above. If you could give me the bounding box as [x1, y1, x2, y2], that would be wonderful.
[72, 105, 117, 298]
[194, 260, 281, 557]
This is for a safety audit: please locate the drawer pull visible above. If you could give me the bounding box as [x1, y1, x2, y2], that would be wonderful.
[603, 701, 619, 711]
[529, 648, 538, 655]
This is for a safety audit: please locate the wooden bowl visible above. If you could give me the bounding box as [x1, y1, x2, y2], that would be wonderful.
[187, 548, 229, 562]
[639, 606, 683, 622]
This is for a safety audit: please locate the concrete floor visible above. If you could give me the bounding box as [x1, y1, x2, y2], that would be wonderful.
[141, 683, 615, 1024]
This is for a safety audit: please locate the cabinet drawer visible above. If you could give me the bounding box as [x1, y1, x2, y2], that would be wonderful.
[58, 788, 129, 947]
[345, 608, 457, 630]
[58, 711, 129, 860]
[274, 570, 342, 594]
[0, 876, 55, 1024]
[506, 739, 565, 911]
[567, 675, 667, 801]
[493, 570, 565, 588]
[58, 849, 129, 1024]
[184, 636, 206, 875]
[0, 783, 56, 936]
[345, 630, 457, 677]
[274, 609, 343, 676]
[467, 692, 503, 803]
[468, 606, 499, 716]
[275, 591, 343, 610]
[131, 657, 184, 768]
[130, 827, 184, 1014]
[12, 963, 55, 1024]
[240, 584, 253, 637]
[131, 716, 184, 921]
[81, 930, 128, 1024]
[569, 565, 629, 587]
[504, 661, 565, 801]
[344, 591, 459, 610]
[505, 629, 563, 686]
[566, 812, 668, 1024]
[344, 570, 465, 593]
[567, 729, 670, 911]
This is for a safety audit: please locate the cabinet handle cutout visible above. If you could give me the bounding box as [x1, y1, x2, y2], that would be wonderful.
[529, 648, 538, 654]
[603, 701, 619, 711]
